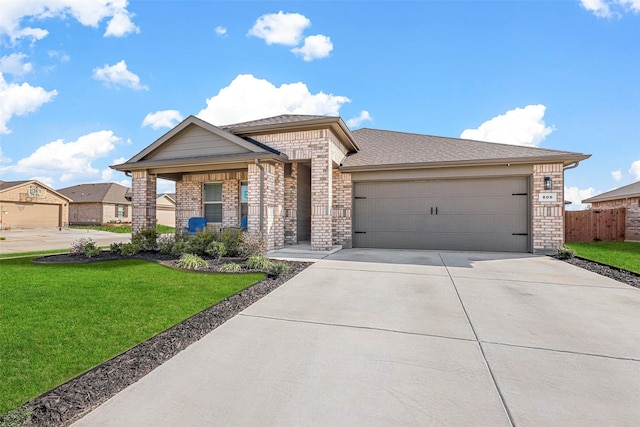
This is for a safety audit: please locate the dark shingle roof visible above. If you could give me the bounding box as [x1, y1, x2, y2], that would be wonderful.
[583, 181, 640, 203]
[223, 115, 332, 131]
[57, 183, 131, 204]
[342, 128, 588, 169]
[0, 180, 29, 191]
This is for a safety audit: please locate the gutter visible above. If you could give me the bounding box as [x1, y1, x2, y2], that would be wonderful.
[254, 159, 264, 233]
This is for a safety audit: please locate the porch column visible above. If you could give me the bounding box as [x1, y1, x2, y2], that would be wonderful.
[131, 170, 157, 234]
[247, 161, 285, 251]
[311, 142, 332, 250]
[532, 163, 564, 254]
[284, 163, 298, 245]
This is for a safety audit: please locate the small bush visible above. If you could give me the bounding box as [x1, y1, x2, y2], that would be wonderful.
[246, 255, 272, 270]
[205, 241, 227, 259]
[110, 242, 141, 256]
[239, 232, 267, 257]
[131, 227, 158, 251]
[82, 241, 101, 258]
[188, 228, 218, 255]
[176, 253, 208, 270]
[557, 246, 576, 260]
[268, 261, 290, 277]
[220, 228, 243, 257]
[69, 237, 95, 255]
[219, 262, 241, 273]
[156, 234, 176, 254]
[170, 239, 191, 256]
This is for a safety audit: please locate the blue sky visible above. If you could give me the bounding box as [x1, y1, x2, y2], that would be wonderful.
[1, 0, 638, 208]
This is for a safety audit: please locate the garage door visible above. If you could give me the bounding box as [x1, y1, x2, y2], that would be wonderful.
[353, 177, 530, 252]
[2, 202, 60, 229]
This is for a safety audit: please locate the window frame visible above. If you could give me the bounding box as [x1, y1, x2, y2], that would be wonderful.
[239, 181, 248, 227]
[203, 182, 223, 223]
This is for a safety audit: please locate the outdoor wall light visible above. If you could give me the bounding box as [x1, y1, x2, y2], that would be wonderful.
[544, 177, 553, 190]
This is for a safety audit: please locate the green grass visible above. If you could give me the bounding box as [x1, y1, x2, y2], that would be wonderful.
[565, 241, 640, 274]
[69, 224, 175, 234]
[0, 257, 264, 415]
[0, 249, 69, 259]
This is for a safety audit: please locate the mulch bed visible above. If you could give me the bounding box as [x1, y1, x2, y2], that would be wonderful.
[4, 252, 638, 426]
[4, 252, 310, 427]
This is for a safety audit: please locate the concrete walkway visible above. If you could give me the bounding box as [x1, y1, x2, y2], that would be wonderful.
[0, 228, 130, 254]
[73, 249, 640, 426]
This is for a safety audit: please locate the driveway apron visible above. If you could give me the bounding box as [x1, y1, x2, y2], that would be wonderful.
[73, 249, 640, 427]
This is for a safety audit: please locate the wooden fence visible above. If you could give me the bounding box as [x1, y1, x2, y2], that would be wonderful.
[565, 208, 626, 242]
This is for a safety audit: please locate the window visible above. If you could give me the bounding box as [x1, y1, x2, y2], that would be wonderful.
[240, 181, 248, 228]
[204, 183, 223, 223]
[116, 204, 127, 218]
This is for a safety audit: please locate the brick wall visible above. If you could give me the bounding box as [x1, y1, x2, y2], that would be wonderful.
[132, 170, 157, 233]
[332, 169, 352, 247]
[311, 140, 333, 250]
[591, 198, 640, 241]
[284, 163, 298, 245]
[532, 163, 564, 253]
[69, 203, 103, 224]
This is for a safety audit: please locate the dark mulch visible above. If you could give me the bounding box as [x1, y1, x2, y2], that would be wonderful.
[4, 252, 310, 427]
[558, 256, 640, 289]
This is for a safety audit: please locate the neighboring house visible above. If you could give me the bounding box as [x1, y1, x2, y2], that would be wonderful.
[58, 183, 132, 225]
[582, 181, 640, 242]
[0, 180, 71, 229]
[112, 115, 590, 254]
[156, 193, 176, 227]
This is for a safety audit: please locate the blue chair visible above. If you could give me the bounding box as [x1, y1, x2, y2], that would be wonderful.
[240, 216, 248, 231]
[184, 217, 206, 236]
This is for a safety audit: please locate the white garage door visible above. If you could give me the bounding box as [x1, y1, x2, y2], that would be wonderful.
[353, 177, 530, 252]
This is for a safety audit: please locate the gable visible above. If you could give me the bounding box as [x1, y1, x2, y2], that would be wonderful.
[150, 124, 254, 161]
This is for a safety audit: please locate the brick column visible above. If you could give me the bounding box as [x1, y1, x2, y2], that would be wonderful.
[247, 163, 261, 236]
[284, 163, 298, 245]
[222, 179, 239, 227]
[131, 170, 157, 233]
[247, 161, 284, 251]
[311, 141, 332, 250]
[532, 163, 564, 254]
[332, 169, 352, 247]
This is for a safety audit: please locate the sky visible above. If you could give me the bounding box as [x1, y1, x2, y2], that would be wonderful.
[0, 0, 638, 209]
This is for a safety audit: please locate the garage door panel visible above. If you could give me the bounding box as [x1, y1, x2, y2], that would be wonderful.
[2, 202, 60, 228]
[353, 178, 530, 252]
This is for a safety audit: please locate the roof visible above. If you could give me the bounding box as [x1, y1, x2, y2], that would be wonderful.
[0, 179, 72, 201]
[57, 183, 132, 204]
[224, 114, 360, 152]
[341, 128, 590, 171]
[582, 181, 640, 203]
[0, 180, 30, 191]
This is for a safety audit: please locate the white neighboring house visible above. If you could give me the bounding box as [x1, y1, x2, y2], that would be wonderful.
[156, 193, 176, 227]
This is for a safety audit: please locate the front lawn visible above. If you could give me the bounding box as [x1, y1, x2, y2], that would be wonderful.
[565, 241, 640, 274]
[0, 257, 264, 415]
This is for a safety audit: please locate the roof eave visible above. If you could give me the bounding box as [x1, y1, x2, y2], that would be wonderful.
[111, 152, 289, 172]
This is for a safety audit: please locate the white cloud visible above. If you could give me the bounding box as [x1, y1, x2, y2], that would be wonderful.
[93, 60, 148, 90]
[157, 178, 175, 194]
[580, 0, 640, 17]
[47, 50, 70, 63]
[247, 11, 310, 46]
[142, 110, 184, 130]
[460, 104, 554, 147]
[3, 130, 121, 183]
[611, 169, 622, 181]
[0, 0, 139, 43]
[197, 74, 351, 125]
[630, 160, 640, 180]
[0, 145, 11, 163]
[347, 110, 373, 128]
[565, 185, 598, 211]
[0, 72, 58, 134]
[31, 176, 55, 188]
[215, 26, 227, 36]
[291, 34, 333, 61]
[0, 53, 33, 76]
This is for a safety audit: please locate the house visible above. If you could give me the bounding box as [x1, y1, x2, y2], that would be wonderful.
[58, 183, 132, 225]
[0, 180, 71, 229]
[112, 115, 590, 254]
[582, 181, 640, 242]
[156, 193, 176, 227]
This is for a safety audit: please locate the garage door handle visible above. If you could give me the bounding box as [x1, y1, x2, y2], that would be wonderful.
[354, 231, 366, 234]
[512, 233, 528, 236]
[355, 196, 366, 200]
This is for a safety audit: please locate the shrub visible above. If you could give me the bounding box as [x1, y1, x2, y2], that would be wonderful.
[176, 253, 208, 270]
[205, 241, 227, 259]
[556, 246, 576, 260]
[170, 239, 191, 257]
[131, 227, 158, 251]
[239, 232, 267, 257]
[245, 255, 272, 270]
[219, 262, 241, 273]
[156, 234, 176, 254]
[220, 228, 243, 257]
[187, 228, 218, 255]
[69, 237, 95, 255]
[0, 405, 33, 427]
[82, 241, 101, 258]
[110, 242, 141, 256]
[268, 261, 290, 277]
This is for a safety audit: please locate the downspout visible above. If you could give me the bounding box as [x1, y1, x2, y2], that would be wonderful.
[254, 159, 264, 233]
[563, 161, 580, 171]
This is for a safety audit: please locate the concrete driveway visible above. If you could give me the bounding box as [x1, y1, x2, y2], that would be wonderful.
[73, 249, 640, 427]
[0, 228, 130, 254]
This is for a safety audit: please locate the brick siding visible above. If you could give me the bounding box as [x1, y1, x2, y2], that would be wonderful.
[532, 163, 564, 253]
[131, 171, 157, 233]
